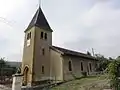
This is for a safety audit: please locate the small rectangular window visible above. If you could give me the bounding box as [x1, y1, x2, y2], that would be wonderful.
[42, 48, 45, 55]
[41, 32, 43, 39]
[81, 62, 83, 71]
[45, 33, 47, 40]
[42, 66, 44, 74]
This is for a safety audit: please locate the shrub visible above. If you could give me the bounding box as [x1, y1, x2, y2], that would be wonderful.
[81, 72, 87, 77]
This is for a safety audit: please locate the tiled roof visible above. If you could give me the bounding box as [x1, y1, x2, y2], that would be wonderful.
[25, 7, 53, 32]
[52, 46, 96, 60]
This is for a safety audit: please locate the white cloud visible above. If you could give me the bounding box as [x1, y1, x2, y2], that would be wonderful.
[0, 0, 120, 61]
[63, 0, 120, 58]
[0, 0, 38, 61]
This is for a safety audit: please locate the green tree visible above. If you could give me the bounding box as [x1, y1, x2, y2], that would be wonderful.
[0, 57, 6, 68]
[87, 51, 91, 56]
[108, 60, 120, 90]
[109, 57, 114, 61]
[116, 56, 120, 61]
[0, 57, 18, 76]
[95, 54, 111, 71]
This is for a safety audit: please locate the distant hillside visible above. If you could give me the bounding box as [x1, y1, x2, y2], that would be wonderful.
[6, 61, 21, 68]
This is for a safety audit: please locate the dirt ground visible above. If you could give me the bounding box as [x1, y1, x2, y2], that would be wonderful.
[0, 84, 11, 90]
[52, 75, 110, 90]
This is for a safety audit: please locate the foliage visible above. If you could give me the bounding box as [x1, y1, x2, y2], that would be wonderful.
[109, 57, 114, 60]
[81, 72, 87, 77]
[116, 56, 120, 61]
[87, 51, 91, 56]
[71, 72, 87, 80]
[95, 54, 112, 72]
[108, 60, 120, 90]
[0, 57, 18, 76]
[0, 57, 6, 68]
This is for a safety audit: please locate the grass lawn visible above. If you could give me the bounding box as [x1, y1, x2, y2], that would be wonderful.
[51, 75, 110, 90]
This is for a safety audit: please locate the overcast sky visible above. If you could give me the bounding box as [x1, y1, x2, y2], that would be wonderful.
[0, 0, 120, 61]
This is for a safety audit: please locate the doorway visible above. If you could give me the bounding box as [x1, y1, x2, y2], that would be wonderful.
[23, 66, 29, 86]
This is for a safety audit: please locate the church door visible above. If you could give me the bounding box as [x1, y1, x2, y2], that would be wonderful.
[23, 66, 29, 86]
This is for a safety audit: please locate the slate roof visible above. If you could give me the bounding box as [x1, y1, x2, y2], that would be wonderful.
[25, 7, 53, 32]
[52, 46, 96, 60]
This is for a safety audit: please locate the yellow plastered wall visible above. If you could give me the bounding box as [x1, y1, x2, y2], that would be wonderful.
[50, 49, 63, 83]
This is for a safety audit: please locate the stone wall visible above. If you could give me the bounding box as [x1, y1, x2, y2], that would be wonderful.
[63, 55, 96, 81]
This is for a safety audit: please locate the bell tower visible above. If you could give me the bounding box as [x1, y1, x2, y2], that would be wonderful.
[21, 7, 53, 86]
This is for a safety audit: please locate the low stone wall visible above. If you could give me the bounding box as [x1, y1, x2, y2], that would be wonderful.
[21, 81, 64, 90]
[21, 84, 52, 90]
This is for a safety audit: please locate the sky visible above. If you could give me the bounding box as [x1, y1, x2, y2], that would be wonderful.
[0, 0, 120, 61]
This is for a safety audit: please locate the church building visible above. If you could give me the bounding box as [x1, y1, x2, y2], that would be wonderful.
[21, 7, 97, 86]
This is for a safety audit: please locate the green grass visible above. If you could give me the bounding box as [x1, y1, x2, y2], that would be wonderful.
[51, 75, 109, 90]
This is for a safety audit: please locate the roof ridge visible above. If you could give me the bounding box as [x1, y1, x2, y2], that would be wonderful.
[53, 46, 87, 55]
[34, 8, 39, 25]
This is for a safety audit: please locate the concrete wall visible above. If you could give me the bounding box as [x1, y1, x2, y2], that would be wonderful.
[63, 55, 96, 81]
[50, 49, 63, 83]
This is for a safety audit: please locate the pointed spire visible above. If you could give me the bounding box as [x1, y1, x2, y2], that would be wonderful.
[39, 0, 41, 8]
[25, 7, 53, 32]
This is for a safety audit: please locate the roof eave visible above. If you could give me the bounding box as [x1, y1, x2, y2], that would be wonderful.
[24, 25, 53, 33]
[50, 46, 64, 54]
[63, 53, 97, 60]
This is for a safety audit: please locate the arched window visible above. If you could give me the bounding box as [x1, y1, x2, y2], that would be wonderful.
[27, 32, 31, 40]
[41, 32, 44, 39]
[89, 63, 92, 72]
[81, 62, 83, 71]
[68, 61, 72, 71]
[45, 33, 47, 40]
